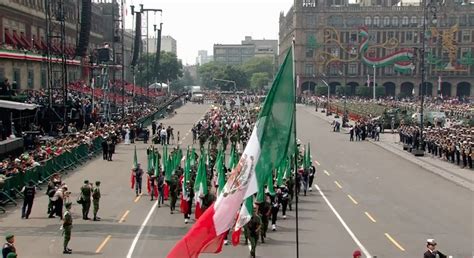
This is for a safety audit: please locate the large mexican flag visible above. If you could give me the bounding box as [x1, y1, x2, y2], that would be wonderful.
[167, 47, 295, 258]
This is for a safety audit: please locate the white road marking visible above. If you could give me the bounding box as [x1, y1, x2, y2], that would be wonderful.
[314, 184, 372, 258]
[314, 160, 321, 166]
[126, 200, 159, 258]
[324, 170, 330, 176]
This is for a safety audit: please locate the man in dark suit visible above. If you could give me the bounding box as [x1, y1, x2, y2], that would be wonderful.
[424, 239, 447, 258]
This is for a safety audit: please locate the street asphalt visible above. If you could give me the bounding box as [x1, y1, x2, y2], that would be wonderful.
[0, 103, 471, 258]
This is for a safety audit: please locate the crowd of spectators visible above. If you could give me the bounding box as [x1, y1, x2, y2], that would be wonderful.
[0, 90, 178, 178]
[399, 125, 473, 169]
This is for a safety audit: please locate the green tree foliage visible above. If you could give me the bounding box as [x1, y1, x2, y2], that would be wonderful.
[136, 52, 183, 87]
[241, 57, 274, 77]
[250, 72, 270, 89]
[335, 85, 345, 96]
[197, 57, 276, 90]
[197, 62, 222, 89]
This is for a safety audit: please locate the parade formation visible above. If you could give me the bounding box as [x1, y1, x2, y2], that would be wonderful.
[0, 0, 472, 257]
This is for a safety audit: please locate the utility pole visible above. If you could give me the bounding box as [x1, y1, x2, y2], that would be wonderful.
[373, 64, 376, 101]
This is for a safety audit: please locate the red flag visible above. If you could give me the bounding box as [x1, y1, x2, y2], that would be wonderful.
[231, 228, 241, 246]
[167, 204, 226, 258]
[146, 176, 151, 194]
[130, 171, 135, 189]
[164, 184, 169, 200]
[195, 202, 202, 220]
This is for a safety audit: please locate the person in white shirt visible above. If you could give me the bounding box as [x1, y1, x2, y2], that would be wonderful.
[160, 128, 167, 145]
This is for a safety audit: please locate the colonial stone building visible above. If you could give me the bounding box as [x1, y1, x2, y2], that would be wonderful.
[279, 0, 474, 97]
[0, 0, 133, 90]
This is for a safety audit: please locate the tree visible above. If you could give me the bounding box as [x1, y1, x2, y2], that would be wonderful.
[315, 85, 328, 96]
[136, 52, 183, 87]
[356, 86, 370, 97]
[220, 65, 249, 90]
[250, 72, 270, 90]
[157, 51, 183, 83]
[241, 57, 275, 78]
[197, 61, 222, 89]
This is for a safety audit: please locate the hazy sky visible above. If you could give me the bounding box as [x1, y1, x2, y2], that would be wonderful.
[125, 0, 293, 65]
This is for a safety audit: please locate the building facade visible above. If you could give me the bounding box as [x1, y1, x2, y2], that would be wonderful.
[0, 0, 109, 90]
[214, 36, 278, 66]
[196, 50, 213, 65]
[279, 0, 474, 97]
[143, 35, 177, 55]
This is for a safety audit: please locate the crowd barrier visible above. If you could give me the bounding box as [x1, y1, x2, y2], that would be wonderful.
[0, 136, 103, 211]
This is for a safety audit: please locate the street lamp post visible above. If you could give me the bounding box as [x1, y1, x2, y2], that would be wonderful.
[320, 78, 330, 116]
[373, 64, 376, 101]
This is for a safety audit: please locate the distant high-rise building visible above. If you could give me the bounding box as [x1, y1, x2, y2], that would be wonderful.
[143, 35, 177, 55]
[196, 50, 213, 65]
[161, 35, 177, 55]
[213, 36, 278, 66]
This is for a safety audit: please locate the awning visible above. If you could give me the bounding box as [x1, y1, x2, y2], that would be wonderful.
[4, 29, 17, 46]
[0, 100, 38, 110]
[32, 36, 42, 50]
[12, 32, 26, 49]
[40, 39, 47, 50]
[20, 32, 32, 49]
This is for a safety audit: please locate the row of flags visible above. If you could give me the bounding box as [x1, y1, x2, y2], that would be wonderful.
[168, 47, 297, 258]
[129, 46, 311, 257]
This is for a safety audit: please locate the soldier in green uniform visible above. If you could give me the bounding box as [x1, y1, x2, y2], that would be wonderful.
[62, 202, 73, 254]
[168, 174, 179, 214]
[247, 205, 262, 258]
[258, 194, 271, 243]
[80, 180, 92, 220]
[92, 181, 101, 221]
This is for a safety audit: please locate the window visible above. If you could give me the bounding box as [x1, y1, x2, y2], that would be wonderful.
[350, 32, 357, 43]
[365, 16, 372, 26]
[406, 31, 413, 42]
[304, 64, 314, 76]
[215, 49, 225, 55]
[13, 69, 20, 90]
[331, 48, 339, 58]
[384, 66, 394, 75]
[402, 16, 409, 26]
[373, 16, 380, 27]
[392, 16, 399, 27]
[410, 16, 417, 26]
[306, 48, 314, 58]
[462, 30, 471, 42]
[383, 17, 390, 27]
[27, 70, 34, 89]
[348, 63, 357, 75]
[41, 69, 46, 89]
[388, 31, 394, 39]
[0, 68, 4, 82]
[304, 15, 317, 27]
[329, 66, 339, 76]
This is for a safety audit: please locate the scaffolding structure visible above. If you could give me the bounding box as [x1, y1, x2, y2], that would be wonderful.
[44, 0, 68, 126]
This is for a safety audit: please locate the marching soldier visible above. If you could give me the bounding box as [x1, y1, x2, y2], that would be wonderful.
[169, 174, 179, 214]
[80, 180, 92, 220]
[62, 202, 73, 254]
[92, 181, 101, 221]
[258, 194, 271, 243]
[247, 205, 262, 258]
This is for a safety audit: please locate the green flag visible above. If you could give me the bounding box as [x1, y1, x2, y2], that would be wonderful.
[133, 145, 138, 169]
[266, 170, 276, 196]
[306, 143, 311, 168]
[154, 151, 160, 177]
[194, 154, 208, 197]
[254, 47, 295, 202]
[216, 149, 226, 195]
